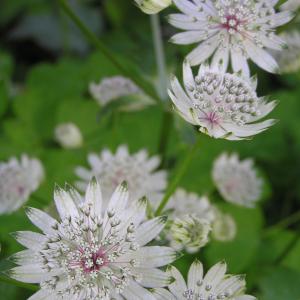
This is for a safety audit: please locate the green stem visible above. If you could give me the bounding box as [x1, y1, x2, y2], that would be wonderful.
[150, 14, 168, 100]
[155, 139, 201, 216]
[264, 210, 300, 235]
[0, 275, 38, 291]
[158, 110, 173, 167]
[58, 0, 162, 106]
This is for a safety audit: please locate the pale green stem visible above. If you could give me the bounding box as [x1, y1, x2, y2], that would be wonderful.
[150, 14, 168, 100]
[155, 139, 201, 216]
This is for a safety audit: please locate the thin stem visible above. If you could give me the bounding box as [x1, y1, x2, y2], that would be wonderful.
[155, 139, 201, 216]
[0, 275, 38, 291]
[150, 14, 168, 100]
[58, 0, 162, 106]
[158, 110, 173, 167]
[264, 210, 300, 235]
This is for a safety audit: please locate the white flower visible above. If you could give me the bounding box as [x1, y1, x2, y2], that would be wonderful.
[272, 31, 300, 73]
[167, 188, 216, 222]
[169, 0, 294, 74]
[0, 155, 44, 215]
[134, 0, 172, 14]
[89, 76, 141, 106]
[169, 62, 277, 140]
[75, 145, 167, 207]
[280, 0, 300, 12]
[170, 214, 211, 253]
[152, 260, 256, 300]
[8, 179, 177, 300]
[212, 210, 237, 242]
[54, 123, 83, 149]
[212, 153, 263, 207]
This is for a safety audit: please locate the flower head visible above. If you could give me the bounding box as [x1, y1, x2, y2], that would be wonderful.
[0, 155, 44, 214]
[169, 0, 294, 74]
[89, 76, 141, 106]
[212, 153, 263, 207]
[8, 179, 177, 299]
[167, 188, 216, 222]
[152, 260, 256, 300]
[75, 145, 167, 207]
[135, 0, 172, 14]
[54, 123, 83, 149]
[169, 62, 277, 140]
[272, 31, 300, 73]
[212, 210, 237, 242]
[170, 214, 211, 253]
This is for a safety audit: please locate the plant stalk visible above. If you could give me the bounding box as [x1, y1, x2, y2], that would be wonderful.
[155, 139, 201, 216]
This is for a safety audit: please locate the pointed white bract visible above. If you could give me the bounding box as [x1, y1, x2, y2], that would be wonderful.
[134, 0, 172, 14]
[167, 188, 216, 222]
[89, 76, 141, 106]
[169, 62, 277, 140]
[54, 123, 83, 149]
[152, 260, 256, 300]
[169, 0, 294, 74]
[0, 155, 44, 215]
[280, 0, 300, 11]
[170, 214, 211, 253]
[212, 153, 263, 207]
[8, 179, 177, 300]
[272, 31, 300, 74]
[75, 145, 167, 207]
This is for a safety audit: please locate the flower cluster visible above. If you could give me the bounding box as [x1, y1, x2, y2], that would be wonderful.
[75, 144, 167, 206]
[0, 155, 44, 215]
[169, 0, 294, 74]
[169, 61, 277, 140]
[152, 260, 256, 300]
[212, 152, 263, 207]
[8, 179, 177, 299]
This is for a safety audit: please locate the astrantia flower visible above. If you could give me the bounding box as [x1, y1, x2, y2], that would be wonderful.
[135, 0, 172, 14]
[75, 145, 167, 206]
[54, 123, 83, 149]
[89, 76, 141, 106]
[0, 155, 44, 214]
[167, 188, 216, 222]
[212, 210, 237, 242]
[170, 214, 211, 253]
[212, 153, 263, 207]
[152, 260, 256, 300]
[169, 0, 294, 74]
[169, 62, 277, 140]
[8, 179, 177, 300]
[272, 31, 300, 73]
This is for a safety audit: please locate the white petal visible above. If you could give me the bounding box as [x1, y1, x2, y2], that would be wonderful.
[215, 275, 246, 295]
[122, 281, 156, 300]
[135, 216, 167, 246]
[138, 268, 172, 288]
[9, 250, 41, 266]
[167, 266, 187, 297]
[8, 265, 48, 283]
[54, 185, 79, 219]
[85, 178, 102, 216]
[107, 181, 129, 213]
[11, 231, 47, 250]
[171, 31, 208, 45]
[203, 261, 227, 287]
[188, 259, 203, 292]
[151, 288, 175, 300]
[28, 289, 55, 300]
[130, 246, 177, 268]
[244, 40, 279, 73]
[25, 207, 57, 235]
[211, 45, 229, 72]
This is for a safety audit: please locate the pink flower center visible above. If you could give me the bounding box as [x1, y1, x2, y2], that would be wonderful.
[222, 15, 240, 32]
